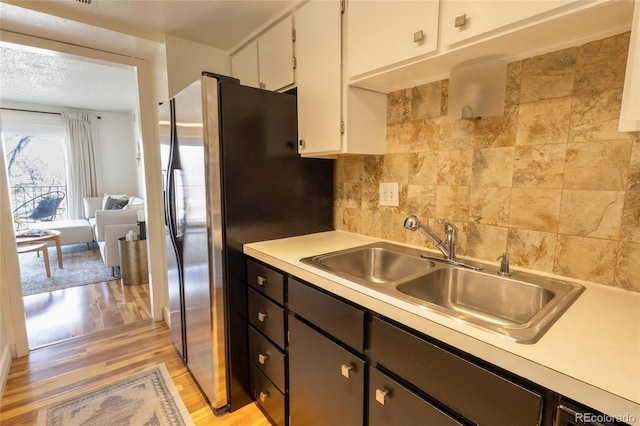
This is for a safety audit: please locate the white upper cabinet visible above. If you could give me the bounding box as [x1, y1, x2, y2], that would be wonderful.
[231, 16, 294, 91]
[296, 0, 387, 157]
[347, 0, 439, 78]
[231, 40, 260, 88]
[258, 16, 295, 91]
[296, 0, 343, 155]
[440, 0, 578, 47]
[619, 0, 640, 133]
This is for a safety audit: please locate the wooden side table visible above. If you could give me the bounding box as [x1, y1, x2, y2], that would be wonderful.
[118, 238, 148, 285]
[17, 243, 51, 277]
[16, 230, 63, 269]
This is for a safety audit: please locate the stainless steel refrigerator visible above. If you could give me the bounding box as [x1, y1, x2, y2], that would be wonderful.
[160, 73, 334, 413]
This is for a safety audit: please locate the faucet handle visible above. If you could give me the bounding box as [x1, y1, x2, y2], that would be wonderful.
[496, 253, 512, 276]
[438, 219, 457, 234]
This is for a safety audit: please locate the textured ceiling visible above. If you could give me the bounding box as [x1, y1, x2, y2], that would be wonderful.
[0, 0, 297, 113]
[0, 45, 139, 113]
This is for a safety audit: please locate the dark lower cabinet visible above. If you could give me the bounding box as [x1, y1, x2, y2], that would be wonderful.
[369, 367, 464, 426]
[250, 363, 286, 426]
[288, 316, 365, 426]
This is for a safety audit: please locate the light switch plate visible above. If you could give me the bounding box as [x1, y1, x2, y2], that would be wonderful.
[379, 182, 399, 206]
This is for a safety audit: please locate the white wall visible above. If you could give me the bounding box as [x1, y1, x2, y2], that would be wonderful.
[165, 35, 231, 98]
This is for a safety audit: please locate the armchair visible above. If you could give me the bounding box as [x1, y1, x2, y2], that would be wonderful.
[94, 209, 140, 275]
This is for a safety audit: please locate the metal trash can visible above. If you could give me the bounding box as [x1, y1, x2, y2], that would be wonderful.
[118, 237, 149, 285]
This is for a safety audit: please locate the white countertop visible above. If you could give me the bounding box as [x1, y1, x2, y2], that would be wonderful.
[244, 230, 640, 420]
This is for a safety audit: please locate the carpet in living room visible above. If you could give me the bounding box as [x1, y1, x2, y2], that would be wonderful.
[19, 242, 119, 296]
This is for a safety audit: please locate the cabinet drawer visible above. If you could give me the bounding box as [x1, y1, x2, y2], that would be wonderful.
[288, 277, 365, 352]
[248, 326, 285, 393]
[371, 317, 543, 425]
[247, 259, 284, 304]
[369, 367, 463, 426]
[289, 316, 365, 426]
[250, 363, 286, 426]
[248, 288, 285, 349]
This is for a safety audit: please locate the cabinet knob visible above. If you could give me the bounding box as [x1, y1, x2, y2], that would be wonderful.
[258, 353, 269, 364]
[259, 82, 266, 89]
[375, 388, 390, 405]
[341, 363, 353, 379]
[413, 30, 424, 43]
[257, 311, 268, 322]
[257, 275, 267, 286]
[454, 13, 467, 28]
[259, 391, 269, 402]
[299, 139, 306, 149]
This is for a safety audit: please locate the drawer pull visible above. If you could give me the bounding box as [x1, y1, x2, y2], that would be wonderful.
[413, 30, 424, 43]
[259, 390, 269, 402]
[341, 364, 353, 379]
[257, 275, 267, 286]
[258, 353, 269, 364]
[454, 13, 467, 28]
[375, 388, 390, 405]
[257, 311, 268, 322]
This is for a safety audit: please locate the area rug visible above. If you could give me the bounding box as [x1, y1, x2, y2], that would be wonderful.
[19, 242, 118, 296]
[37, 364, 195, 426]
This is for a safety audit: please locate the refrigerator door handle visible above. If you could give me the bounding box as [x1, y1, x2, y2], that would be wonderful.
[168, 168, 186, 239]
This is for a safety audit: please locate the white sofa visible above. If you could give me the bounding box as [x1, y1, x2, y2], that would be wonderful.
[83, 195, 145, 274]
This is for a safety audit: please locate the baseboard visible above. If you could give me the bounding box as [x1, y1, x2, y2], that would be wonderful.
[162, 306, 171, 327]
[0, 344, 12, 401]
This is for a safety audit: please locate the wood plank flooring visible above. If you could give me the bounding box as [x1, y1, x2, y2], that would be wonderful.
[23, 280, 152, 349]
[2, 280, 271, 425]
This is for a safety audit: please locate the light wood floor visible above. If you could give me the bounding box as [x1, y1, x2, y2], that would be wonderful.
[23, 280, 152, 349]
[2, 281, 271, 425]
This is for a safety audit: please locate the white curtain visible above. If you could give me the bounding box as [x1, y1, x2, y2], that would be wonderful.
[62, 112, 101, 219]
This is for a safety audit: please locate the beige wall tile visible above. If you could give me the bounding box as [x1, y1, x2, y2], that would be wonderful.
[564, 140, 632, 190]
[516, 97, 572, 145]
[383, 153, 412, 183]
[439, 117, 475, 150]
[574, 32, 629, 96]
[469, 187, 511, 226]
[570, 88, 629, 143]
[520, 47, 577, 103]
[474, 105, 518, 148]
[558, 190, 624, 239]
[406, 184, 436, 218]
[554, 235, 617, 284]
[505, 61, 522, 106]
[513, 144, 566, 188]
[621, 191, 640, 243]
[507, 228, 557, 272]
[343, 182, 362, 209]
[411, 82, 442, 120]
[438, 150, 472, 185]
[510, 188, 561, 232]
[466, 223, 508, 259]
[628, 138, 640, 190]
[387, 89, 411, 124]
[409, 151, 438, 185]
[436, 186, 469, 221]
[615, 242, 640, 292]
[471, 147, 514, 187]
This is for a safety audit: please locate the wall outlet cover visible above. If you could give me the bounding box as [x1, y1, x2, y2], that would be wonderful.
[379, 182, 399, 206]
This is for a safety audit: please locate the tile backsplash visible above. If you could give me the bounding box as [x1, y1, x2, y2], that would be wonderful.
[334, 32, 640, 292]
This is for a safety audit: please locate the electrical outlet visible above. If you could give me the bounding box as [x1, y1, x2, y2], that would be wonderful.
[379, 182, 399, 206]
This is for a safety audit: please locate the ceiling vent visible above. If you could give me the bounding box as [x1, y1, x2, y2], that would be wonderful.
[448, 57, 507, 119]
[76, 0, 92, 4]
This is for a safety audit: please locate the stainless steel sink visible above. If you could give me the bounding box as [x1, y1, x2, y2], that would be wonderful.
[395, 267, 584, 342]
[301, 243, 585, 344]
[300, 242, 436, 286]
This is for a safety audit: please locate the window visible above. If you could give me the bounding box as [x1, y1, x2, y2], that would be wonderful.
[1, 112, 67, 227]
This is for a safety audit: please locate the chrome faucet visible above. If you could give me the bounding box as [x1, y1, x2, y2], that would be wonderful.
[404, 215, 457, 260]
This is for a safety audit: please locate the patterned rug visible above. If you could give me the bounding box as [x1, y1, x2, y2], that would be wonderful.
[37, 364, 195, 426]
[19, 242, 118, 296]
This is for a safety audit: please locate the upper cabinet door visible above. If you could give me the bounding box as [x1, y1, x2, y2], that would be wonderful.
[347, 0, 439, 78]
[440, 0, 578, 47]
[296, 0, 343, 155]
[258, 16, 295, 91]
[231, 40, 260, 89]
[619, 0, 640, 132]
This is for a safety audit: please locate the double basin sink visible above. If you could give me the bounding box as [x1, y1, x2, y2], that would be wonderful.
[301, 242, 584, 344]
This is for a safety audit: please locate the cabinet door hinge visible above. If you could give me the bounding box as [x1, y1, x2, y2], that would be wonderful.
[341, 0, 345, 14]
[292, 56, 297, 69]
[340, 120, 345, 134]
[292, 28, 296, 42]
